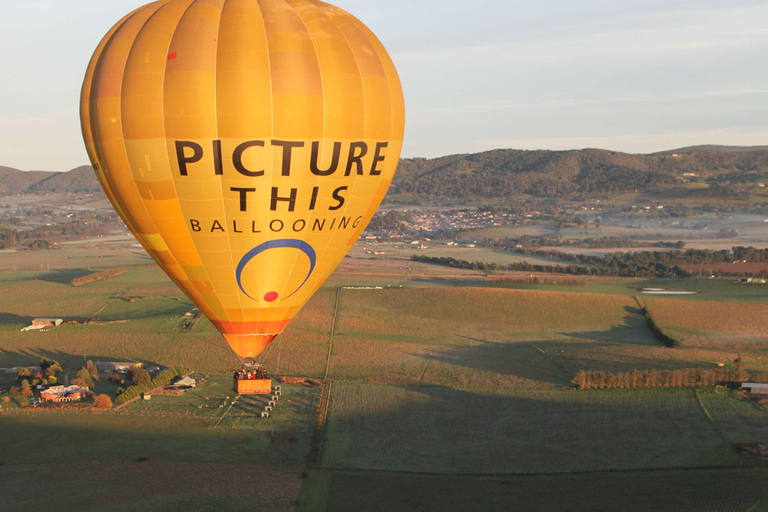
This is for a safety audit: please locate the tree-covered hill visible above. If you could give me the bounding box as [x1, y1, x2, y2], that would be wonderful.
[391, 147, 768, 201]
[28, 165, 102, 195]
[3, 145, 768, 199]
[0, 166, 56, 195]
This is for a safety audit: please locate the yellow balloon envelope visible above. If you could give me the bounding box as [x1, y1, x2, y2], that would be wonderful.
[81, 0, 404, 358]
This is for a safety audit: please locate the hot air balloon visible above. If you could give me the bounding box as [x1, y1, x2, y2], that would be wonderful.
[80, 0, 404, 370]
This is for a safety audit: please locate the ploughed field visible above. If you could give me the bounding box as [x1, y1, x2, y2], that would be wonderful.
[1, 261, 768, 511]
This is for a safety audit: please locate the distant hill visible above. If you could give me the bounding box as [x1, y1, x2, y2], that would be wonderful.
[391, 146, 768, 201]
[0, 165, 101, 196]
[28, 165, 102, 195]
[0, 166, 56, 196]
[3, 145, 768, 200]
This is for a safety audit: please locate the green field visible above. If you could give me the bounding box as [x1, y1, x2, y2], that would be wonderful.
[2, 245, 768, 511]
[302, 469, 768, 512]
[321, 384, 766, 474]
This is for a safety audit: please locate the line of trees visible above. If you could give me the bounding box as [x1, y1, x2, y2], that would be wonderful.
[0, 220, 113, 249]
[413, 246, 768, 278]
[487, 277, 586, 287]
[72, 267, 125, 287]
[114, 365, 185, 405]
[571, 367, 767, 390]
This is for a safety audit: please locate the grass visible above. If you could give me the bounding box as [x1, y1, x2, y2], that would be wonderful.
[645, 297, 768, 343]
[321, 384, 748, 474]
[3, 245, 768, 511]
[335, 287, 649, 345]
[305, 468, 768, 512]
[2, 461, 302, 512]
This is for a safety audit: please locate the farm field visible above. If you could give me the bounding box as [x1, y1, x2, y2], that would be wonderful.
[321, 384, 766, 474]
[2, 243, 768, 511]
[302, 468, 768, 512]
[0, 409, 311, 512]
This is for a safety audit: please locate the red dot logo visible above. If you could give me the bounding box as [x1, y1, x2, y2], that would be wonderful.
[263, 291, 279, 302]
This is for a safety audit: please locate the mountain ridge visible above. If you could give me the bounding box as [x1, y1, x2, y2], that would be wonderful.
[3, 145, 768, 199]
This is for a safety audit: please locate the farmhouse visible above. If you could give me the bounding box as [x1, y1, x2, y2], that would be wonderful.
[40, 385, 90, 402]
[32, 318, 63, 327]
[94, 361, 141, 373]
[741, 383, 768, 395]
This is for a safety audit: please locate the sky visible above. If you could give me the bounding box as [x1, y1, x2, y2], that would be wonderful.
[1, 0, 767, 171]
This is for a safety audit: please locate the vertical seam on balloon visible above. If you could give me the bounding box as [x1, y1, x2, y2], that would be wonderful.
[83, 7, 148, 237]
[263, 0, 291, 341]
[324, 8, 370, 272]
[297, 0, 364, 301]
[279, 0, 324, 313]
[343, 17, 396, 247]
[212, 0, 245, 337]
[254, 0, 275, 338]
[100, 3, 167, 265]
[154, 0, 225, 318]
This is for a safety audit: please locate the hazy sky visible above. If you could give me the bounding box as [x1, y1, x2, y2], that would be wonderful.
[1, 0, 767, 171]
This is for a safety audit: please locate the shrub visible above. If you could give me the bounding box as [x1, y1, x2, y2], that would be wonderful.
[1, 396, 10, 403]
[94, 394, 113, 409]
[17, 396, 29, 408]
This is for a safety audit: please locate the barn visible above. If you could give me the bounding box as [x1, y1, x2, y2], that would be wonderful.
[741, 383, 768, 394]
[32, 318, 63, 327]
[94, 361, 140, 373]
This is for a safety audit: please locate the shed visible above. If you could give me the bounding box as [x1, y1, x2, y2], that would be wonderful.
[171, 376, 196, 388]
[741, 383, 768, 394]
[95, 361, 140, 373]
[32, 318, 62, 327]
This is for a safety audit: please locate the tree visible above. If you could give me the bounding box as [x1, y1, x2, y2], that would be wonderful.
[734, 355, 743, 370]
[74, 368, 95, 388]
[93, 394, 113, 409]
[45, 362, 63, 377]
[594, 219, 601, 229]
[86, 360, 99, 380]
[571, 370, 587, 389]
[132, 368, 151, 387]
[16, 367, 31, 379]
[71, 378, 88, 388]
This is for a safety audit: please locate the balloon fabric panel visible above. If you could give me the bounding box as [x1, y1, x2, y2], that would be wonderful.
[82, 0, 405, 359]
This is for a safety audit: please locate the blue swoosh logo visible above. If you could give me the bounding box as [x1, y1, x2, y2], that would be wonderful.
[235, 239, 317, 302]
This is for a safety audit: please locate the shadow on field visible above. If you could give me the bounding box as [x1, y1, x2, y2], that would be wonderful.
[35, 269, 93, 285]
[408, 277, 487, 287]
[0, 347, 164, 371]
[0, 313, 34, 327]
[317, 468, 768, 512]
[559, 306, 658, 345]
[93, 298, 190, 322]
[416, 340, 570, 387]
[0, 420, 304, 511]
[320, 382, 738, 475]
